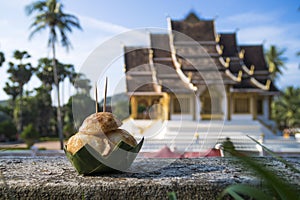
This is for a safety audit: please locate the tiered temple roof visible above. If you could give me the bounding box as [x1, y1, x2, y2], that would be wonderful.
[124, 12, 279, 94]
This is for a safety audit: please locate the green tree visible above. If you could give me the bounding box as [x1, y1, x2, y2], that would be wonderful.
[74, 73, 92, 95]
[63, 75, 93, 137]
[0, 102, 16, 142]
[13, 86, 54, 137]
[35, 57, 76, 143]
[20, 124, 39, 148]
[15, 96, 37, 129]
[26, 0, 82, 149]
[272, 87, 300, 130]
[113, 100, 131, 121]
[36, 57, 75, 88]
[3, 82, 20, 106]
[0, 120, 17, 141]
[6, 50, 34, 134]
[0, 51, 5, 67]
[34, 86, 53, 136]
[0, 105, 12, 120]
[265, 45, 287, 81]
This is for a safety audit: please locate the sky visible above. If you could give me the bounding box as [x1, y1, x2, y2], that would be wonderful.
[0, 0, 299, 103]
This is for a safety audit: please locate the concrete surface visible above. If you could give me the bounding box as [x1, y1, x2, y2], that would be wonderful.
[0, 156, 299, 199]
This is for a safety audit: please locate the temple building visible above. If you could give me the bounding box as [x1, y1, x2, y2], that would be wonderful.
[124, 12, 279, 122]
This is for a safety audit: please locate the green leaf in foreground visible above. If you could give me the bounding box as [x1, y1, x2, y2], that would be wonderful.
[247, 135, 300, 173]
[167, 191, 177, 200]
[218, 184, 270, 200]
[219, 138, 300, 200]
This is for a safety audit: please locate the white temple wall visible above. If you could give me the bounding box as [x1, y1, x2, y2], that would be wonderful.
[170, 94, 194, 121]
[263, 96, 269, 119]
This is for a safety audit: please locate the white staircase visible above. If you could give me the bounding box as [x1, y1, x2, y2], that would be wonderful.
[121, 119, 300, 155]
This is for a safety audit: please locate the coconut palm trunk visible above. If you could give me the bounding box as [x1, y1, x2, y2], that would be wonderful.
[26, 0, 82, 149]
[18, 86, 23, 137]
[52, 41, 64, 149]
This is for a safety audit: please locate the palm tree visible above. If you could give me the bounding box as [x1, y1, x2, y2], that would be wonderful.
[265, 45, 287, 81]
[0, 51, 5, 67]
[7, 50, 34, 135]
[74, 73, 92, 95]
[26, 0, 82, 149]
[3, 82, 20, 104]
[34, 86, 53, 137]
[272, 87, 300, 129]
[36, 57, 75, 88]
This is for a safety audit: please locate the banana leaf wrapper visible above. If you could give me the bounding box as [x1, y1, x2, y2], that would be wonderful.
[64, 138, 144, 175]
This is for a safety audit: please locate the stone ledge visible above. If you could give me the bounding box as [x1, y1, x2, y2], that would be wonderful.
[0, 156, 299, 199]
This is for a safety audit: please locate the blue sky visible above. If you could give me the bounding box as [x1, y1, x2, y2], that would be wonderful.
[0, 0, 299, 102]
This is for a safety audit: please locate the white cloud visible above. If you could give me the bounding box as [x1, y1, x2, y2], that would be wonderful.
[225, 11, 277, 25]
[277, 62, 300, 89]
[78, 14, 129, 34]
[237, 23, 300, 51]
[219, 11, 300, 49]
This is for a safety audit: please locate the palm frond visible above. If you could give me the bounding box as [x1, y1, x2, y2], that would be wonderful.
[218, 184, 270, 200]
[28, 24, 47, 40]
[220, 138, 300, 200]
[26, 0, 81, 52]
[25, 1, 46, 15]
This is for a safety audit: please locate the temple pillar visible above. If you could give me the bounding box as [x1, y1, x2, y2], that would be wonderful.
[149, 98, 152, 108]
[195, 92, 201, 121]
[192, 94, 196, 121]
[130, 96, 138, 119]
[226, 87, 231, 121]
[161, 93, 170, 120]
[196, 86, 206, 121]
[251, 94, 257, 120]
[263, 96, 269, 119]
[221, 94, 226, 120]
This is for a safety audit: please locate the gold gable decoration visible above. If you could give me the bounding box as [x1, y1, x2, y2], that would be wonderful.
[225, 70, 243, 82]
[250, 78, 271, 90]
[242, 64, 255, 75]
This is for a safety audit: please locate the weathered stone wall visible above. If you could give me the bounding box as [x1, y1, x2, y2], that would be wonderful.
[0, 156, 299, 199]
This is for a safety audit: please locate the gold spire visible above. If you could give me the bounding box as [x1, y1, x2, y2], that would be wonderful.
[215, 34, 220, 43]
[239, 49, 245, 59]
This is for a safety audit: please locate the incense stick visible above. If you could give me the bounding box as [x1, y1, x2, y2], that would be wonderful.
[103, 77, 108, 112]
[95, 82, 98, 113]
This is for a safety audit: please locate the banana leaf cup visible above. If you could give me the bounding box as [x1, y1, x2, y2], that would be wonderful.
[64, 138, 144, 175]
